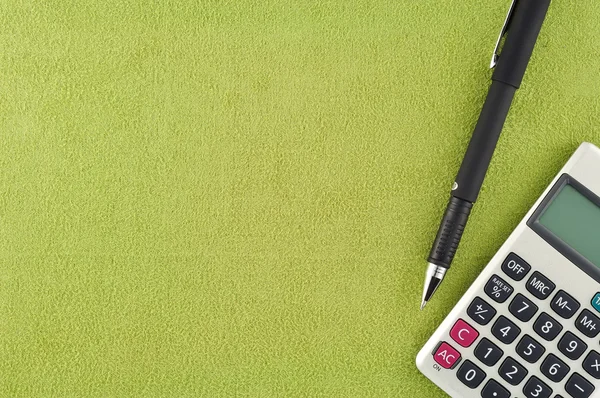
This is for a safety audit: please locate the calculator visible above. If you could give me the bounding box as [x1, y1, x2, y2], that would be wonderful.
[416, 143, 600, 398]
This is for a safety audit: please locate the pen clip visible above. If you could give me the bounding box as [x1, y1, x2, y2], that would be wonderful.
[490, 0, 518, 69]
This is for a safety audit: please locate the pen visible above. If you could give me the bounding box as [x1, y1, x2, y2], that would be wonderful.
[421, 0, 551, 309]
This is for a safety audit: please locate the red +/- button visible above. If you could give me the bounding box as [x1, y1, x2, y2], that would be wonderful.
[433, 342, 461, 369]
[450, 319, 479, 347]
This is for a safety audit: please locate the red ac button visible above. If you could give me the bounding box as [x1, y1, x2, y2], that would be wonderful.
[433, 342, 461, 369]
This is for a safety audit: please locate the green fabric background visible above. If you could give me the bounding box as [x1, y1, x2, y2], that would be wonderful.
[1, 0, 600, 396]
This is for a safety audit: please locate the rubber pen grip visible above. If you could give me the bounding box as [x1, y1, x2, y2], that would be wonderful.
[427, 197, 473, 268]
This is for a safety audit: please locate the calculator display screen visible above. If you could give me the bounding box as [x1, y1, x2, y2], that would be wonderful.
[538, 184, 600, 268]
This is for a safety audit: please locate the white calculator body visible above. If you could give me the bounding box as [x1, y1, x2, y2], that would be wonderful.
[417, 143, 600, 398]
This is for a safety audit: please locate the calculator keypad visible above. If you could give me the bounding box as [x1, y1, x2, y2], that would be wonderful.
[430, 252, 600, 397]
[501, 252, 531, 281]
[565, 373, 595, 398]
[591, 293, 600, 313]
[456, 360, 486, 389]
[540, 354, 570, 383]
[551, 290, 580, 319]
[516, 334, 545, 363]
[474, 338, 503, 367]
[509, 293, 539, 322]
[498, 356, 528, 385]
[582, 351, 600, 380]
[450, 319, 479, 347]
[467, 297, 497, 325]
[485, 275, 514, 303]
[558, 331, 587, 360]
[533, 312, 563, 341]
[492, 315, 521, 344]
[575, 309, 600, 338]
[526, 271, 556, 300]
[523, 376, 553, 398]
[433, 342, 461, 369]
[481, 379, 510, 398]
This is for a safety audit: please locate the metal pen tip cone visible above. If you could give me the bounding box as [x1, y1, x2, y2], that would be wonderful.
[421, 263, 447, 307]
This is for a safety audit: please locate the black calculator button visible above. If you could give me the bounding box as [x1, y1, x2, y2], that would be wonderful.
[540, 353, 570, 383]
[575, 309, 600, 338]
[481, 379, 510, 398]
[582, 350, 600, 379]
[492, 316, 521, 344]
[516, 334, 545, 363]
[485, 274, 514, 303]
[467, 297, 497, 326]
[456, 360, 486, 389]
[499, 356, 528, 386]
[523, 376, 552, 398]
[533, 312, 562, 341]
[550, 290, 580, 319]
[509, 293, 539, 322]
[526, 271, 556, 300]
[558, 331, 587, 360]
[502, 252, 531, 281]
[565, 373, 595, 398]
[474, 338, 503, 367]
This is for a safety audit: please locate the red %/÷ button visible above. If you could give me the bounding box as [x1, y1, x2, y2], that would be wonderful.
[433, 342, 461, 369]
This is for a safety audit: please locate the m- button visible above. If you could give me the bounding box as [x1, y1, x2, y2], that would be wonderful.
[501, 252, 531, 281]
[551, 290, 580, 319]
[526, 271, 555, 300]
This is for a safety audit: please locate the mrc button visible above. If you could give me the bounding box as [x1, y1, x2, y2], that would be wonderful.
[526, 271, 555, 300]
[501, 252, 531, 281]
[576, 309, 600, 338]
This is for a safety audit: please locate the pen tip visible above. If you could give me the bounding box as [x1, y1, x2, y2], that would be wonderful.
[420, 300, 427, 310]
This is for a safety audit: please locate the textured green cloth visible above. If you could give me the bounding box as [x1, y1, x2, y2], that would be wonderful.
[1, 1, 600, 396]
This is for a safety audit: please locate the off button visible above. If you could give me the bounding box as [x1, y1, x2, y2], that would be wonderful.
[501, 252, 531, 281]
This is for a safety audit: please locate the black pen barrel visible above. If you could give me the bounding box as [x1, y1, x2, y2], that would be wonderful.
[452, 0, 550, 204]
[421, 0, 551, 306]
[493, 0, 551, 89]
[453, 81, 516, 203]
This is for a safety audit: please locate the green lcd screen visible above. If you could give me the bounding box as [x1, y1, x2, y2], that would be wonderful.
[538, 184, 600, 268]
